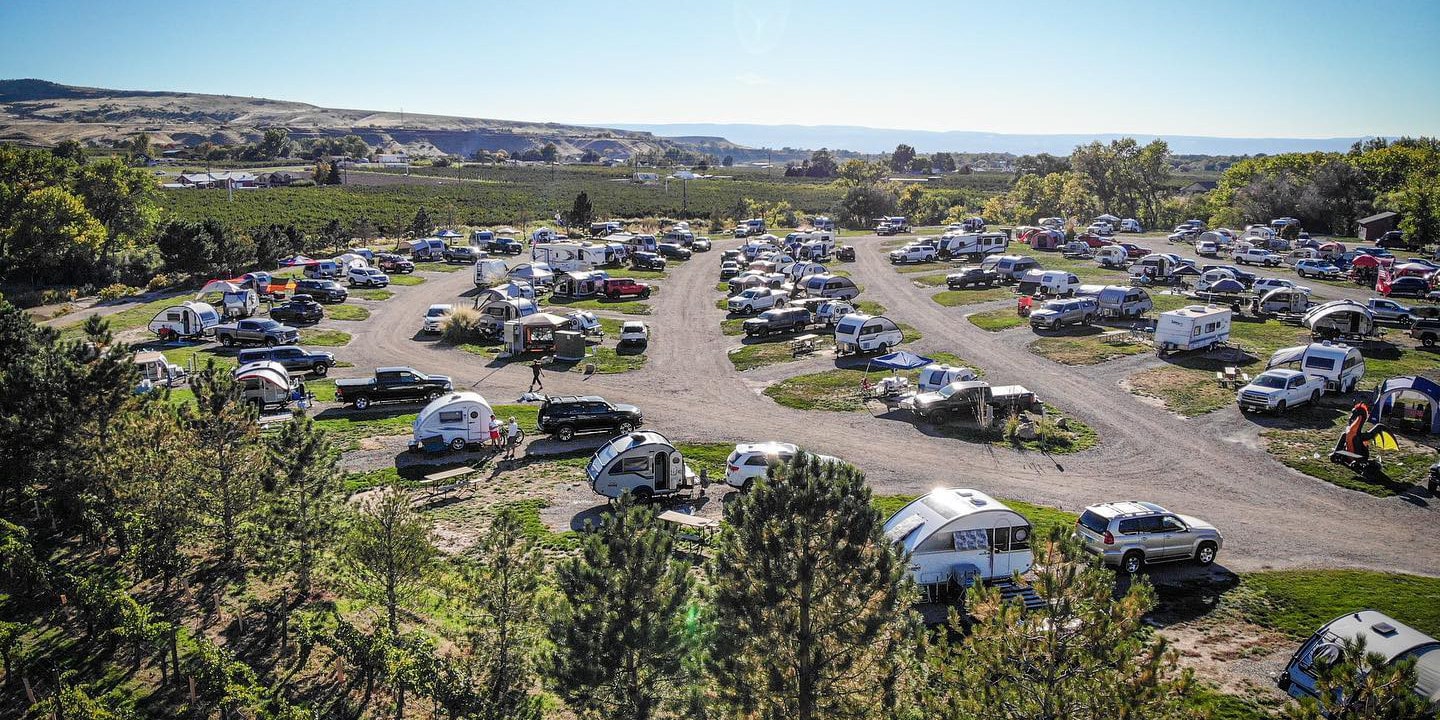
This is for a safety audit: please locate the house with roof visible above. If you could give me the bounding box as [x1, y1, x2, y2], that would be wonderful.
[175, 172, 259, 189]
[1178, 180, 1218, 195]
[1358, 211, 1399, 241]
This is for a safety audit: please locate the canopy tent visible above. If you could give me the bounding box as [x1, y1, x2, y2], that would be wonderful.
[508, 263, 554, 284]
[195, 279, 243, 298]
[1373, 376, 1440, 434]
[1393, 262, 1436, 277]
[1205, 278, 1246, 294]
[1350, 254, 1390, 269]
[870, 351, 933, 370]
[436, 229, 462, 239]
[1093, 214, 1121, 223]
[1317, 242, 1345, 253]
[282, 255, 317, 266]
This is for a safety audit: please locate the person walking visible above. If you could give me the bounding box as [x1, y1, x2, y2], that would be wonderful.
[505, 416, 522, 458]
[529, 358, 544, 391]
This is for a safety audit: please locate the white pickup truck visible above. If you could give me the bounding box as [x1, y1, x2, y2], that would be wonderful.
[1233, 248, 1283, 266]
[1236, 369, 1325, 413]
[889, 244, 938, 264]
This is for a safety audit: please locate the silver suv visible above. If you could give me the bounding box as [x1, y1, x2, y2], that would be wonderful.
[1030, 297, 1099, 330]
[1073, 501, 1223, 574]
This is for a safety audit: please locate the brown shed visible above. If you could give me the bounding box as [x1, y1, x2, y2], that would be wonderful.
[1358, 211, 1398, 241]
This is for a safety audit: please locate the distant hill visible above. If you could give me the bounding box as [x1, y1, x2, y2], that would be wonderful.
[609, 122, 1376, 157]
[0, 79, 698, 159]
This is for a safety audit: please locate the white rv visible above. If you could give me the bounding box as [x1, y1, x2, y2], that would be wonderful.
[833, 314, 904, 356]
[1268, 342, 1366, 393]
[938, 232, 1009, 260]
[148, 301, 221, 340]
[473, 258, 510, 287]
[1155, 305, 1231, 356]
[530, 242, 607, 272]
[1016, 270, 1081, 297]
[585, 431, 700, 501]
[883, 488, 1035, 598]
[409, 391, 495, 452]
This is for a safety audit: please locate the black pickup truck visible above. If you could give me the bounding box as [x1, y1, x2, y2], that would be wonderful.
[900, 381, 1037, 421]
[237, 346, 336, 376]
[334, 367, 454, 410]
[214, 319, 300, 347]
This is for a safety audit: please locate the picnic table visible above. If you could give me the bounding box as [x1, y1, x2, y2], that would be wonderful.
[658, 510, 720, 548]
[418, 465, 478, 496]
[790, 333, 820, 357]
[1215, 367, 1251, 388]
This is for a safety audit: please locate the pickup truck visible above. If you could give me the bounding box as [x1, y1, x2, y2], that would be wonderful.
[728, 287, 789, 315]
[1236, 369, 1325, 413]
[444, 246, 484, 264]
[214, 318, 299, 347]
[946, 266, 1000, 289]
[334, 367, 454, 410]
[484, 236, 524, 255]
[742, 307, 811, 337]
[1366, 297, 1413, 323]
[889, 244, 938, 264]
[900, 381, 1037, 421]
[1234, 248, 1283, 266]
[237, 345, 336, 376]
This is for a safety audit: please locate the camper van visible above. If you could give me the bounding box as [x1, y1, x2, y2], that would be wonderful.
[1278, 611, 1440, 709]
[1302, 300, 1377, 341]
[883, 489, 1035, 599]
[473, 259, 510, 287]
[233, 361, 301, 412]
[798, 274, 860, 300]
[532, 242, 609, 272]
[833, 314, 904, 356]
[302, 260, 341, 279]
[918, 364, 979, 392]
[148, 301, 221, 340]
[1154, 305, 1232, 356]
[938, 232, 1009, 260]
[1268, 342, 1365, 393]
[408, 392, 495, 452]
[1096, 286, 1154, 319]
[585, 431, 700, 501]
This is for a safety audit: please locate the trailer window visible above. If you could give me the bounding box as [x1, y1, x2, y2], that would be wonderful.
[438, 411, 464, 423]
[618, 456, 650, 474]
[1009, 526, 1031, 551]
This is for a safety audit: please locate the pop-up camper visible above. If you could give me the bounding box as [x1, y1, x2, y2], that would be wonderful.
[585, 431, 701, 501]
[409, 391, 495, 452]
[883, 488, 1035, 600]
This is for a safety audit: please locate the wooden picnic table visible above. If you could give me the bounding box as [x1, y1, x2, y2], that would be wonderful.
[658, 510, 720, 548]
[790, 333, 820, 357]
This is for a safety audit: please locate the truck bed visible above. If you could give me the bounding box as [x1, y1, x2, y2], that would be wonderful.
[989, 385, 1035, 404]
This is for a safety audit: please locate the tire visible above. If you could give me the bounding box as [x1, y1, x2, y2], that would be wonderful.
[449, 437, 467, 452]
[633, 487, 654, 504]
[877, 343, 891, 354]
[219, 334, 235, 347]
[1195, 542, 1218, 566]
[1082, 314, 1093, 326]
[640, 289, 651, 299]
[1310, 390, 1320, 405]
[264, 338, 277, 347]
[556, 425, 575, 442]
[1121, 551, 1144, 575]
[352, 395, 371, 411]
[741, 478, 754, 493]
[426, 391, 442, 401]
[312, 363, 328, 376]
[1276, 400, 1287, 413]
[1423, 336, 1436, 348]
[616, 422, 634, 436]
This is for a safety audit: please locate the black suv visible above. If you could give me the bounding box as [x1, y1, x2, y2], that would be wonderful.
[631, 252, 667, 271]
[294, 278, 348, 303]
[536, 395, 643, 442]
[268, 295, 324, 324]
[742, 307, 811, 337]
[486, 236, 524, 255]
[657, 243, 692, 260]
[237, 345, 337, 376]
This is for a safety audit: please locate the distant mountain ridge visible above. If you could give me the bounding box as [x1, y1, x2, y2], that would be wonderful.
[608, 122, 1377, 157]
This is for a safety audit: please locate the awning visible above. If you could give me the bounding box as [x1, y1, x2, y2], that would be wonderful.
[871, 350, 933, 370]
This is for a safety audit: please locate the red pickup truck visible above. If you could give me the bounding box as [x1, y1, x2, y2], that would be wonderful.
[603, 278, 652, 299]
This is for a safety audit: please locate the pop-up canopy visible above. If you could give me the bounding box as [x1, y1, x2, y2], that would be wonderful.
[871, 350, 933, 370]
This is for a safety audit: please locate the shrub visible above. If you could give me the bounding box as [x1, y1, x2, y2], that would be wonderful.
[440, 307, 487, 343]
[146, 274, 173, 292]
[97, 284, 140, 301]
[1002, 412, 1022, 440]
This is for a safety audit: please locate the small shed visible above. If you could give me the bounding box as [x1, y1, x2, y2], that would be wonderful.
[1358, 211, 1399, 242]
[503, 312, 571, 355]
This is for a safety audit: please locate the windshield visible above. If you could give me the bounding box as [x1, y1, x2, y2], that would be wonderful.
[937, 383, 963, 398]
[1252, 374, 1287, 389]
[257, 320, 280, 330]
[426, 307, 448, 317]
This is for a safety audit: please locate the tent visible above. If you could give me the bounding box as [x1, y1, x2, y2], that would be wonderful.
[436, 229, 462, 239]
[503, 312, 572, 354]
[282, 255, 316, 266]
[508, 263, 554, 286]
[195, 279, 243, 298]
[1373, 376, 1440, 433]
[1094, 214, 1121, 223]
[1350, 254, 1389, 269]
[1393, 262, 1436, 278]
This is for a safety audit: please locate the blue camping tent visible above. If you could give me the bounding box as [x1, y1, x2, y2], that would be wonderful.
[1374, 376, 1440, 433]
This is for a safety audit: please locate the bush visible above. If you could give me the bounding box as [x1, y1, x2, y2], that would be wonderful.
[440, 307, 487, 343]
[146, 274, 171, 292]
[97, 283, 140, 301]
[1002, 412, 1022, 440]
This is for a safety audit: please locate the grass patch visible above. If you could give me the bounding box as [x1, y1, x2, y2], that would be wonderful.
[1260, 406, 1435, 496]
[547, 296, 652, 315]
[1030, 332, 1149, 365]
[387, 274, 427, 286]
[412, 262, 464, 273]
[1127, 366, 1234, 416]
[352, 289, 394, 301]
[764, 369, 869, 411]
[300, 328, 352, 346]
[493, 498, 581, 551]
[328, 304, 370, 321]
[1235, 570, 1440, 639]
[674, 442, 740, 480]
[853, 300, 887, 315]
[714, 282, 729, 292]
[58, 293, 183, 338]
[727, 336, 831, 371]
[574, 346, 648, 374]
[911, 273, 951, 287]
[968, 308, 1026, 332]
[721, 318, 744, 336]
[312, 411, 418, 451]
[1182, 685, 1270, 720]
[934, 287, 1014, 307]
[899, 323, 922, 343]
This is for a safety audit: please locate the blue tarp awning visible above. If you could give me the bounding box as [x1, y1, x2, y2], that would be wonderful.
[871, 350, 933, 370]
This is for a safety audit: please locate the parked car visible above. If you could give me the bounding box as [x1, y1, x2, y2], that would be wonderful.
[1409, 317, 1440, 347]
[348, 267, 390, 287]
[728, 287, 788, 315]
[268, 295, 324, 324]
[1075, 232, 1110, 249]
[485, 236, 524, 255]
[1073, 501, 1223, 574]
[422, 304, 453, 334]
[722, 442, 838, 490]
[1237, 369, 1326, 413]
[1201, 264, 1257, 288]
[1367, 297, 1414, 323]
[603, 277, 652, 299]
[537, 395, 643, 441]
[1118, 243, 1152, 258]
[1029, 297, 1099, 330]
[618, 321, 649, 346]
[376, 253, 416, 273]
[719, 261, 742, 279]
[946, 266, 1000, 289]
[742, 307, 811, 337]
[1234, 248, 1283, 266]
[1252, 277, 1311, 296]
[444, 246, 484, 264]
[237, 345, 336, 376]
[334, 367, 453, 410]
[657, 243, 692, 260]
[214, 318, 299, 347]
[1195, 240, 1220, 256]
[1168, 228, 1201, 243]
[631, 251, 667, 271]
[1385, 276, 1433, 299]
[1294, 259, 1343, 279]
[901, 381, 1037, 420]
[294, 278, 349, 303]
[889, 244, 938, 264]
[690, 236, 712, 252]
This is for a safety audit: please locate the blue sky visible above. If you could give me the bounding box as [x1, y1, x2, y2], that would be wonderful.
[2, 0, 1438, 138]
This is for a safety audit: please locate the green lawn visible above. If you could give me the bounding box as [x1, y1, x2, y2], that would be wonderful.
[1127, 366, 1234, 417]
[300, 328, 352, 346]
[934, 287, 1014, 307]
[327, 304, 370, 321]
[576, 346, 648, 374]
[412, 262, 464, 273]
[1235, 570, 1440, 639]
[352, 289, 394, 301]
[853, 300, 887, 315]
[1030, 332, 1150, 365]
[1260, 405, 1436, 496]
[674, 442, 740, 480]
[968, 308, 1026, 331]
[763, 369, 870, 411]
[728, 335, 831, 371]
[387, 274, 426, 286]
[721, 318, 743, 336]
[311, 411, 418, 451]
[547, 295, 652, 315]
[911, 273, 951, 287]
[58, 293, 182, 338]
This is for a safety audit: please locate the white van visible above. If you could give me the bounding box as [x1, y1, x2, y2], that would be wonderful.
[833, 314, 904, 356]
[1268, 342, 1366, 393]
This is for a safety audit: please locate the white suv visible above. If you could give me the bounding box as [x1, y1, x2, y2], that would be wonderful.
[728, 287, 788, 315]
[724, 442, 837, 490]
[1234, 248, 1282, 266]
[889, 244, 938, 264]
[422, 304, 453, 334]
[348, 267, 390, 287]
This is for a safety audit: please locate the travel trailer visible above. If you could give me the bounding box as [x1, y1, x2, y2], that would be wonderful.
[1302, 300, 1377, 341]
[1016, 270, 1081, 297]
[531, 242, 609, 272]
[473, 258, 510, 287]
[1255, 287, 1312, 316]
[1267, 342, 1366, 392]
[195, 280, 258, 319]
[938, 232, 1009, 259]
[1278, 611, 1440, 708]
[1095, 286, 1154, 319]
[232, 360, 301, 412]
[148, 301, 221, 340]
[1154, 305, 1232, 356]
[1094, 245, 1128, 268]
[409, 391, 495, 452]
[985, 255, 1043, 283]
[918, 364, 979, 392]
[833, 314, 904, 356]
[798, 274, 860, 300]
[883, 488, 1035, 600]
[585, 431, 700, 501]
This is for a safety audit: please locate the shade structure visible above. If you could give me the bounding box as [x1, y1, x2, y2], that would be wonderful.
[870, 350, 933, 370]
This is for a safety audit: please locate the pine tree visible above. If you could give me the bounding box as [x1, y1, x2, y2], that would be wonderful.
[187, 362, 264, 570]
[551, 496, 696, 720]
[107, 402, 199, 584]
[260, 412, 342, 599]
[410, 206, 433, 238]
[464, 507, 546, 718]
[567, 191, 594, 230]
[709, 454, 915, 720]
[923, 532, 1194, 720]
[341, 488, 436, 636]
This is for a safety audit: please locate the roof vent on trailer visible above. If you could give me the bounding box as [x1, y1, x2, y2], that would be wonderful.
[1371, 621, 1398, 636]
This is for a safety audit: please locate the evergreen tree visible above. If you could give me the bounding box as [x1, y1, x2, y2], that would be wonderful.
[458, 507, 547, 718]
[341, 488, 436, 636]
[566, 191, 594, 229]
[186, 362, 264, 570]
[409, 206, 433, 238]
[260, 412, 343, 599]
[108, 402, 199, 583]
[710, 454, 914, 720]
[1282, 636, 1430, 720]
[326, 161, 343, 185]
[551, 496, 696, 720]
[923, 533, 1193, 720]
